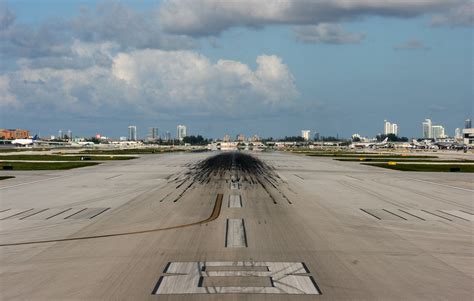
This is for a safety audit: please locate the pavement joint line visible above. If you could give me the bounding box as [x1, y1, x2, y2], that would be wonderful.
[63, 208, 88, 219]
[398, 209, 425, 221]
[0, 194, 223, 247]
[402, 177, 474, 192]
[88, 207, 111, 219]
[46, 208, 72, 219]
[0, 175, 67, 190]
[382, 209, 407, 220]
[360, 208, 381, 220]
[420, 209, 452, 221]
[0, 208, 34, 220]
[437, 210, 470, 221]
[19, 208, 50, 220]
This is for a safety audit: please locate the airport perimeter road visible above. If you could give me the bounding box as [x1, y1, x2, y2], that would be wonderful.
[0, 151, 472, 300]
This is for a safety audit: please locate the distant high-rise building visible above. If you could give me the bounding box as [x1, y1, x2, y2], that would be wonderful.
[177, 125, 187, 141]
[58, 129, 63, 139]
[314, 132, 320, 141]
[128, 125, 137, 141]
[431, 125, 445, 139]
[422, 119, 432, 138]
[223, 134, 231, 142]
[148, 127, 159, 141]
[67, 129, 72, 140]
[164, 131, 171, 142]
[251, 134, 260, 142]
[465, 118, 472, 129]
[391, 123, 398, 136]
[384, 120, 398, 136]
[236, 134, 245, 142]
[301, 130, 311, 141]
[384, 120, 391, 135]
[455, 128, 462, 139]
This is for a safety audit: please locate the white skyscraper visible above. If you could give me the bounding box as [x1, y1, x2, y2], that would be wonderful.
[391, 123, 398, 136]
[455, 128, 462, 140]
[128, 125, 137, 141]
[148, 127, 159, 141]
[301, 130, 311, 141]
[432, 125, 445, 139]
[177, 125, 187, 141]
[422, 119, 432, 138]
[384, 120, 391, 135]
[384, 120, 398, 136]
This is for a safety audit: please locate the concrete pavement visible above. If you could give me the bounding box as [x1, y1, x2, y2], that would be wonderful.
[0, 151, 472, 300]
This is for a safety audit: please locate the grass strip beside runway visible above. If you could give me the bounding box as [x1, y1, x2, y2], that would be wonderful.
[336, 158, 474, 162]
[0, 155, 136, 161]
[305, 153, 437, 158]
[364, 163, 474, 172]
[0, 162, 100, 170]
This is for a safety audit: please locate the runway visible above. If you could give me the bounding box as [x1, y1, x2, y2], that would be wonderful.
[0, 151, 472, 300]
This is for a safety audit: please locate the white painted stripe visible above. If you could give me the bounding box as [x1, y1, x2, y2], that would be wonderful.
[0, 208, 31, 220]
[226, 219, 247, 248]
[440, 210, 473, 221]
[402, 177, 474, 192]
[0, 176, 66, 190]
[229, 195, 242, 208]
[155, 261, 320, 295]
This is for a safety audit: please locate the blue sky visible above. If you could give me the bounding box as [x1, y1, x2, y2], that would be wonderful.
[0, 0, 472, 139]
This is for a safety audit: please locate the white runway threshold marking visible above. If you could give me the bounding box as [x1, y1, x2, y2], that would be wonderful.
[225, 219, 247, 248]
[228, 195, 242, 208]
[152, 261, 321, 295]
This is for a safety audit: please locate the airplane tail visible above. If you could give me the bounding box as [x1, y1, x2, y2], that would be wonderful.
[32, 135, 39, 140]
[382, 137, 388, 143]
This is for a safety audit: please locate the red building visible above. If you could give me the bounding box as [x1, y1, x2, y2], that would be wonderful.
[0, 129, 30, 139]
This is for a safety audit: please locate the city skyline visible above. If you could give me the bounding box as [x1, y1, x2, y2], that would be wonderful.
[12, 116, 471, 140]
[0, 1, 472, 138]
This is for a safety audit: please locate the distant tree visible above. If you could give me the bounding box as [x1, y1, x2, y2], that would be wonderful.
[281, 136, 305, 142]
[320, 136, 340, 141]
[377, 134, 408, 142]
[86, 137, 100, 144]
[182, 135, 208, 145]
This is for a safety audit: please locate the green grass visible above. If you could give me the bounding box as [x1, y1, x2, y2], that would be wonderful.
[0, 162, 99, 170]
[336, 158, 474, 163]
[0, 147, 57, 152]
[0, 155, 136, 161]
[0, 176, 15, 180]
[305, 153, 437, 158]
[79, 148, 185, 154]
[363, 163, 474, 172]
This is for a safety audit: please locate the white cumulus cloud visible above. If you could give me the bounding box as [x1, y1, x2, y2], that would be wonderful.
[294, 23, 365, 44]
[159, 0, 467, 36]
[1, 49, 298, 118]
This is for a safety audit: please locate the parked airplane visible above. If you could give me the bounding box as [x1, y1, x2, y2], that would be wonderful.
[11, 135, 38, 146]
[350, 137, 389, 149]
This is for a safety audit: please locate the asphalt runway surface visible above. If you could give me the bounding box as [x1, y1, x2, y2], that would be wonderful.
[0, 151, 472, 300]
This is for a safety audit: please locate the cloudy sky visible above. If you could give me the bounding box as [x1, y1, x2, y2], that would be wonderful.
[0, 0, 472, 139]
